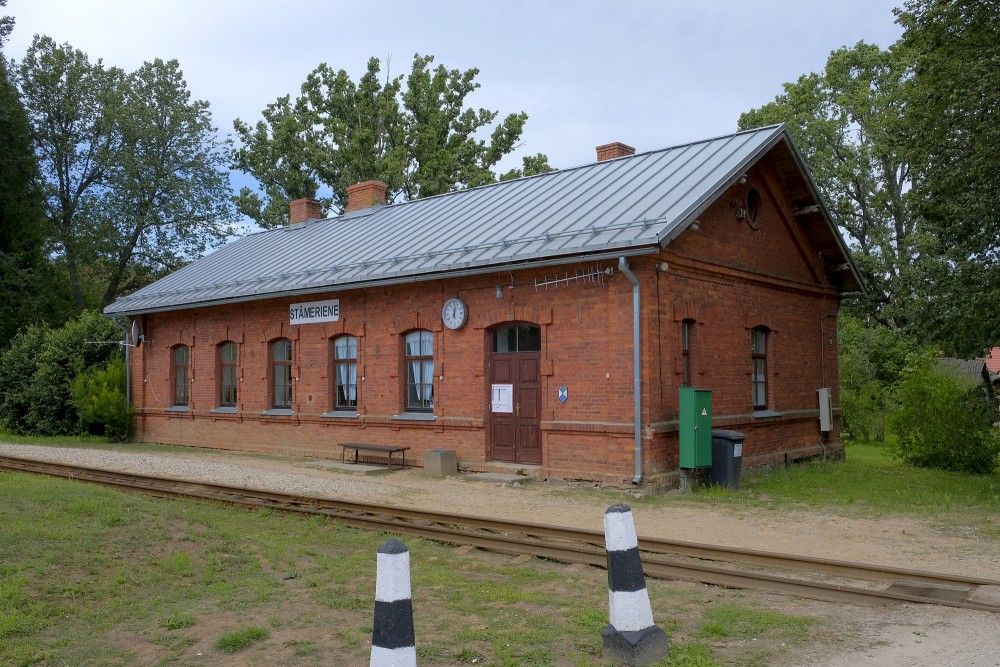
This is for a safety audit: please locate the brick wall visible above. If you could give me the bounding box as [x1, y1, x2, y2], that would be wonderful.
[131, 154, 845, 488]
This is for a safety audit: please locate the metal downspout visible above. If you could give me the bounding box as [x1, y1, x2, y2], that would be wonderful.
[618, 257, 642, 484]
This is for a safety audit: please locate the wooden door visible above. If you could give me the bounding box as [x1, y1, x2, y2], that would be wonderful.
[488, 344, 541, 464]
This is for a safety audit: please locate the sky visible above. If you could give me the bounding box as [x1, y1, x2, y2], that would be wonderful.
[4, 0, 905, 183]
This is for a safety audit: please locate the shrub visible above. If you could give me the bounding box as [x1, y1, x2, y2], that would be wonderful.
[0, 310, 120, 435]
[838, 315, 913, 442]
[70, 356, 132, 439]
[890, 351, 1000, 474]
[0, 325, 47, 433]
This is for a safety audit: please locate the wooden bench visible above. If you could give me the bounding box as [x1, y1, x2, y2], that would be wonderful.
[340, 443, 410, 470]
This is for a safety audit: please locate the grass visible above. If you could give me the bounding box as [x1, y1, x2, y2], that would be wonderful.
[215, 626, 269, 653]
[0, 470, 818, 667]
[4, 431, 996, 663]
[676, 437, 1000, 534]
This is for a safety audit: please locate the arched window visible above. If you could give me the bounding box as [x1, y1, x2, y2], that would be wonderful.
[681, 319, 695, 387]
[272, 338, 293, 409]
[751, 327, 769, 409]
[404, 330, 434, 411]
[218, 341, 238, 407]
[332, 335, 358, 410]
[172, 344, 189, 406]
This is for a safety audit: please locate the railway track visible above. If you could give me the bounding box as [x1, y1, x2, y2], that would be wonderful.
[2, 454, 998, 613]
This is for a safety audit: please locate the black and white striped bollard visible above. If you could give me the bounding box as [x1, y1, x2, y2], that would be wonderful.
[370, 538, 417, 667]
[602, 503, 669, 666]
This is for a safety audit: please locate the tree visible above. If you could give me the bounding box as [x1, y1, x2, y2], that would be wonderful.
[894, 0, 1000, 356]
[232, 53, 546, 227]
[738, 42, 918, 329]
[18, 37, 237, 311]
[499, 153, 556, 182]
[91, 58, 236, 307]
[0, 6, 73, 345]
[18, 36, 125, 311]
[231, 94, 320, 229]
[838, 313, 914, 441]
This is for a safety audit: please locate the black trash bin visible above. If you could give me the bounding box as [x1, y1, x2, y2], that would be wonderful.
[708, 430, 745, 490]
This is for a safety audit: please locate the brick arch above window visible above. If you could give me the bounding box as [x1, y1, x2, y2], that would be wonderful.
[389, 312, 439, 335]
[476, 304, 552, 330]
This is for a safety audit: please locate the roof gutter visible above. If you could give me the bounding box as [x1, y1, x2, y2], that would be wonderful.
[618, 256, 643, 485]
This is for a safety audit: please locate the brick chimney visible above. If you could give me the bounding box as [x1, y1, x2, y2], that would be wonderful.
[289, 198, 323, 225]
[596, 142, 636, 162]
[345, 180, 388, 213]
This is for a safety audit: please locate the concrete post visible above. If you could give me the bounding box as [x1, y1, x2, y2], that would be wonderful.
[602, 503, 669, 665]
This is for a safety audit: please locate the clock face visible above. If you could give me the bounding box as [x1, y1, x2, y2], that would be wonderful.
[442, 298, 468, 330]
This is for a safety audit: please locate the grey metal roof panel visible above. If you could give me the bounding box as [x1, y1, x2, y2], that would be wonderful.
[105, 124, 849, 316]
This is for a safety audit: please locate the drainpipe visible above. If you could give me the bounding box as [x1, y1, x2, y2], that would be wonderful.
[618, 257, 643, 484]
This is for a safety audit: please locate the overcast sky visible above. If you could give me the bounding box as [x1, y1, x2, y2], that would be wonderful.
[5, 0, 904, 178]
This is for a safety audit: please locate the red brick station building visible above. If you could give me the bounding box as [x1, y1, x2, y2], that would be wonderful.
[105, 124, 863, 489]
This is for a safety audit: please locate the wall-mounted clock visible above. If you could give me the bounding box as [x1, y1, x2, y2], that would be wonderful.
[442, 298, 468, 330]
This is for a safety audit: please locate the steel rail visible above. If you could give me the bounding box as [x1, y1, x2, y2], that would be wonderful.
[2, 455, 998, 613]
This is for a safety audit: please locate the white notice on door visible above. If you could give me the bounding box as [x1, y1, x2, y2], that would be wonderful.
[734, 443, 743, 458]
[491, 384, 513, 413]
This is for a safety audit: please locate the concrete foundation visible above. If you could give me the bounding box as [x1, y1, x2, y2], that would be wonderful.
[602, 625, 670, 666]
[423, 449, 458, 477]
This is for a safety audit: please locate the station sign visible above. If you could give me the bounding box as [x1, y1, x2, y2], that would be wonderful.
[290, 299, 340, 325]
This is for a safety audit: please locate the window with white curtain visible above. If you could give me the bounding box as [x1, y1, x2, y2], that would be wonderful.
[404, 330, 434, 411]
[272, 338, 293, 409]
[751, 327, 769, 409]
[332, 335, 358, 410]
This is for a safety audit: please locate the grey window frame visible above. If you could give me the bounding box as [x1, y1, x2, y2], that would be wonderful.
[332, 334, 358, 411]
[172, 344, 189, 406]
[404, 330, 434, 412]
[272, 338, 293, 409]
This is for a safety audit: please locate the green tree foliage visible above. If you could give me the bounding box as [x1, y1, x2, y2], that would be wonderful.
[0, 324, 46, 433]
[738, 42, 917, 328]
[890, 351, 1000, 474]
[895, 0, 1000, 356]
[0, 310, 121, 435]
[0, 2, 72, 346]
[70, 355, 131, 438]
[17, 37, 237, 311]
[499, 153, 556, 182]
[838, 314, 913, 441]
[232, 54, 546, 227]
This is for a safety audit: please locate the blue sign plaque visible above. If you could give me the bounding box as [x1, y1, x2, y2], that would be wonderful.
[558, 386, 568, 403]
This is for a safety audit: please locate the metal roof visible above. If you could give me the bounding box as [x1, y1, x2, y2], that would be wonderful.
[105, 123, 859, 316]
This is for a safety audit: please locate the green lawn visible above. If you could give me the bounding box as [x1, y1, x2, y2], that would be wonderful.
[685, 439, 1000, 538]
[0, 469, 820, 667]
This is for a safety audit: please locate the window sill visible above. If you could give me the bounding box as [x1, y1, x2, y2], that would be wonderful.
[209, 407, 239, 414]
[321, 410, 359, 419]
[752, 410, 783, 419]
[261, 408, 294, 416]
[392, 412, 437, 422]
[165, 406, 189, 413]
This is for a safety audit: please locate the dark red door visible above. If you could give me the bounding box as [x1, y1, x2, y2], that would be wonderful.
[488, 325, 542, 464]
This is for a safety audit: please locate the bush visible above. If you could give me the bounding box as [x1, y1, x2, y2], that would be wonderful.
[0, 325, 47, 433]
[0, 310, 121, 435]
[838, 315, 913, 442]
[890, 351, 1000, 474]
[70, 356, 132, 439]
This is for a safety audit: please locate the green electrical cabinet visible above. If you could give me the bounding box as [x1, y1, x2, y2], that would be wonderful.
[679, 387, 712, 468]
